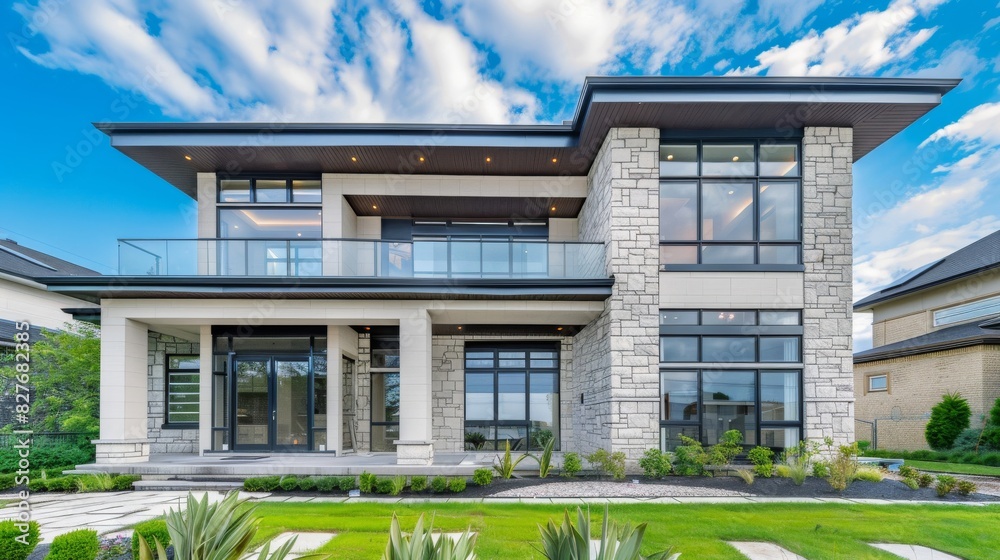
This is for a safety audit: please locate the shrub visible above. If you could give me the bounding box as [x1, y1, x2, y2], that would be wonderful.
[950, 428, 986, 452]
[410, 475, 427, 492]
[297, 477, 316, 491]
[278, 476, 298, 491]
[926, 392, 972, 450]
[77, 472, 117, 492]
[983, 426, 1000, 451]
[898, 465, 918, 479]
[0, 520, 40, 560]
[431, 476, 448, 493]
[853, 466, 884, 483]
[811, 462, 830, 478]
[827, 443, 859, 492]
[131, 520, 170, 560]
[359, 471, 377, 493]
[639, 449, 671, 478]
[775, 465, 791, 478]
[936, 475, 957, 497]
[787, 462, 808, 486]
[493, 439, 534, 479]
[674, 436, 710, 476]
[0, 441, 95, 473]
[585, 449, 626, 480]
[464, 431, 487, 450]
[312, 476, 335, 492]
[338, 476, 356, 492]
[112, 475, 140, 491]
[473, 468, 494, 486]
[735, 469, 755, 485]
[243, 476, 280, 492]
[448, 477, 467, 493]
[561, 452, 582, 477]
[389, 475, 407, 496]
[708, 430, 744, 467]
[957, 480, 977, 496]
[991, 397, 1000, 427]
[856, 440, 871, 453]
[901, 477, 919, 490]
[374, 477, 394, 494]
[747, 446, 775, 478]
[917, 473, 934, 488]
[45, 528, 98, 560]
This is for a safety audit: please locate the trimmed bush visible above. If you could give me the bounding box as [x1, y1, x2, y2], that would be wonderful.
[926, 392, 971, 450]
[898, 465, 918, 479]
[0, 441, 95, 473]
[957, 480, 977, 496]
[112, 475, 140, 491]
[917, 473, 934, 488]
[243, 476, 280, 492]
[448, 477, 467, 493]
[431, 476, 448, 493]
[936, 475, 957, 497]
[585, 449, 626, 480]
[45, 528, 98, 560]
[130, 519, 170, 560]
[472, 468, 493, 486]
[338, 476, 356, 492]
[748, 446, 774, 478]
[0, 520, 40, 560]
[278, 475, 299, 491]
[375, 477, 394, 494]
[410, 475, 427, 492]
[359, 472, 377, 493]
[638, 448, 671, 478]
[314, 476, 337, 492]
[674, 436, 710, 476]
[561, 452, 582, 477]
[298, 477, 317, 491]
[901, 477, 919, 490]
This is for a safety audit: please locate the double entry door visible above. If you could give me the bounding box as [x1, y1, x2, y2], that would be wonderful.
[232, 355, 313, 451]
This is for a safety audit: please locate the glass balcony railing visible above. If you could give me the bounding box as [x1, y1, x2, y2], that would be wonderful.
[118, 238, 606, 279]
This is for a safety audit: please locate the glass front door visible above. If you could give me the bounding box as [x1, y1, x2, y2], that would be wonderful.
[233, 356, 312, 451]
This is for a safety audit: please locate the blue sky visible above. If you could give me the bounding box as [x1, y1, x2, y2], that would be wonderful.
[1, 0, 999, 350]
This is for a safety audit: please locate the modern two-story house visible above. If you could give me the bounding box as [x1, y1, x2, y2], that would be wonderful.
[42, 76, 958, 469]
[854, 229, 1000, 450]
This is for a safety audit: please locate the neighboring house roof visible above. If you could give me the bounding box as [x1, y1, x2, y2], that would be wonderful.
[95, 76, 960, 198]
[854, 229, 1000, 311]
[0, 319, 45, 348]
[853, 315, 1000, 363]
[0, 239, 99, 280]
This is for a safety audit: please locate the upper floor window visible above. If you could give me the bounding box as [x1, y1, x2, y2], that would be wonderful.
[219, 178, 321, 204]
[933, 294, 1000, 327]
[659, 140, 801, 268]
[659, 309, 803, 363]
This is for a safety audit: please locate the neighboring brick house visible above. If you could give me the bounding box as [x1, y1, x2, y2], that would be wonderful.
[854, 230, 1000, 450]
[38, 76, 959, 468]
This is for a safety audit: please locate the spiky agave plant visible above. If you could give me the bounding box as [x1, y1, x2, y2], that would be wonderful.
[382, 513, 477, 560]
[537, 505, 680, 560]
[493, 439, 535, 479]
[137, 491, 324, 560]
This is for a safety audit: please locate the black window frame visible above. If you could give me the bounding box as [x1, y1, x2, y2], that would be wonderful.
[463, 342, 561, 452]
[217, 175, 322, 205]
[658, 138, 803, 272]
[164, 354, 201, 429]
[658, 309, 803, 364]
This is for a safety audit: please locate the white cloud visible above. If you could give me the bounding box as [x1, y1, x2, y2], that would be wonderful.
[727, 0, 947, 76]
[757, 0, 824, 32]
[921, 102, 1000, 148]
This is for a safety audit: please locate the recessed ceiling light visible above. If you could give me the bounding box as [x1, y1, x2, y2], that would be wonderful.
[297, 233, 302, 237]
[419, 156, 425, 162]
[551, 157, 558, 163]
[184, 155, 192, 161]
[485, 156, 492, 163]
[556, 326, 563, 331]
[351, 156, 358, 162]
[364, 326, 371, 331]
[457, 326, 463, 330]
[233, 225, 239, 229]
[372, 204, 378, 210]
[728, 190, 734, 195]
[666, 154, 673, 160]
[550, 206, 557, 212]
[732, 156, 739, 162]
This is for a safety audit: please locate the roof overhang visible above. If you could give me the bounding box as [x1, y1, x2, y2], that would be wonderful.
[39, 276, 614, 304]
[96, 76, 960, 198]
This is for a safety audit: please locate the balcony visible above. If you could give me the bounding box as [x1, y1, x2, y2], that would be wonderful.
[118, 238, 606, 280]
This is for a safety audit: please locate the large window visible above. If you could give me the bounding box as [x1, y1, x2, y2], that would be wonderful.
[370, 335, 400, 452]
[659, 309, 802, 451]
[659, 140, 801, 267]
[933, 294, 1000, 327]
[166, 355, 200, 426]
[464, 344, 559, 452]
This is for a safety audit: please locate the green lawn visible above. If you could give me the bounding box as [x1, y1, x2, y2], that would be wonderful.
[905, 460, 1000, 477]
[251, 502, 1000, 559]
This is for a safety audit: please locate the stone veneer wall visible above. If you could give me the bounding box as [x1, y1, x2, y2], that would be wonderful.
[574, 127, 661, 460]
[802, 126, 855, 447]
[353, 333, 372, 452]
[147, 331, 200, 454]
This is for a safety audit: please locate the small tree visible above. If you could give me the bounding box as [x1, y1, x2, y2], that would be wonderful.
[925, 392, 971, 450]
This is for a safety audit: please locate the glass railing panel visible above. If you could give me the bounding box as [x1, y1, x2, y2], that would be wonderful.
[413, 240, 448, 277]
[481, 241, 511, 276]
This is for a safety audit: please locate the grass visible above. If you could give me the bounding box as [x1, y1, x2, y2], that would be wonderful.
[250, 502, 1000, 559]
[903, 460, 1000, 477]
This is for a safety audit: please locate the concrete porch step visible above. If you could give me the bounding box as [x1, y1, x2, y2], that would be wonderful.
[132, 479, 245, 492]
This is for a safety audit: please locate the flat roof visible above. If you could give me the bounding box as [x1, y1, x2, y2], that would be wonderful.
[96, 76, 960, 197]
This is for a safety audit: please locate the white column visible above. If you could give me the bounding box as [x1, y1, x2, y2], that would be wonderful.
[94, 314, 150, 463]
[197, 173, 217, 275]
[198, 325, 212, 456]
[396, 309, 434, 465]
[326, 325, 344, 455]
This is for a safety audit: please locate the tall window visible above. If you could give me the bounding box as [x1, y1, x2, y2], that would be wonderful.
[370, 335, 400, 452]
[166, 355, 200, 426]
[464, 344, 559, 452]
[659, 309, 802, 451]
[659, 140, 801, 267]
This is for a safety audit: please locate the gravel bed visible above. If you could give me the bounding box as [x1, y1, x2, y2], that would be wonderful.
[489, 480, 752, 498]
